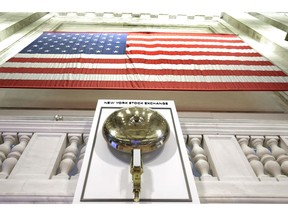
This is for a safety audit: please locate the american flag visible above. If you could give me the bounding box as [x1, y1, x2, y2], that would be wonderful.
[1, 31, 288, 90]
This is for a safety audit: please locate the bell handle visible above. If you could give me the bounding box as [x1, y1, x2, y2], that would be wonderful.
[130, 148, 143, 202]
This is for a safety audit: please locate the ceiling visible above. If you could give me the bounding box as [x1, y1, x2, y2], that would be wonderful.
[2, 0, 287, 14]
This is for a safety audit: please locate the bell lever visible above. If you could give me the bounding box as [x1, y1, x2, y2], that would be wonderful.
[130, 148, 143, 202]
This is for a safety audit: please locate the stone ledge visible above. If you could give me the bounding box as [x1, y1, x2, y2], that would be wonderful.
[249, 12, 288, 33]
[0, 12, 48, 42]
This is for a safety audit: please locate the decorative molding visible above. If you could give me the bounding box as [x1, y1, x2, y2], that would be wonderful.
[1, 114, 288, 135]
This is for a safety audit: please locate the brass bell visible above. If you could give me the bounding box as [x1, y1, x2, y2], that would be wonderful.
[102, 106, 170, 202]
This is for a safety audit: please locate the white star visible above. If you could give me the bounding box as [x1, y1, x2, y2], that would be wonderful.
[106, 48, 111, 50]
[96, 50, 101, 53]
[113, 50, 119, 53]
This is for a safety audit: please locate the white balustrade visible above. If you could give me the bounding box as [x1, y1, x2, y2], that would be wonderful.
[0, 133, 32, 179]
[186, 135, 216, 181]
[264, 136, 288, 176]
[250, 136, 286, 180]
[0, 133, 17, 168]
[54, 134, 82, 179]
[236, 136, 269, 180]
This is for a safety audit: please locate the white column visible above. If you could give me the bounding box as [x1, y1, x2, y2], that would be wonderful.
[203, 135, 257, 181]
[9, 133, 67, 179]
[186, 135, 217, 181]
[53, 134, 82, 179]
[0, 133, 32, 179]
[236, 136, 270, 181]
[250, 136, 286, 181]
[265, 136, 288, 176]
[0, 133, 18, 168]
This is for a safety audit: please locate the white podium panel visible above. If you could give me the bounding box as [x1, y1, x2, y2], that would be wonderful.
[73, 100, 199, 203]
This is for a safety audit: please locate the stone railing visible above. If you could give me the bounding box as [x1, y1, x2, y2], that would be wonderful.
[1, 113, 288, 203]
[185, 134, 288, 203]
[0, 131, 88, 203]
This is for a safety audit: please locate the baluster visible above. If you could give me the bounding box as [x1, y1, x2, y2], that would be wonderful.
[53, 134, 82, 179]
[73, 134, 88, 179]
[236, 136, 268, 180]
[265, 136, 288, 176]
[0, 133, 17, 168]
[250, 136, 285, 180]
[0, 133, 32, 179]
[187, 135, 216, 181]
[77, 134, 88, 172]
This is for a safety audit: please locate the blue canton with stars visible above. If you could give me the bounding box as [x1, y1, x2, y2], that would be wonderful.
[20, 32, 127, 54]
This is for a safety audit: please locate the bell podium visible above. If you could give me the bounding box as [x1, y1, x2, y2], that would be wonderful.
[73, 99, 200, 203]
